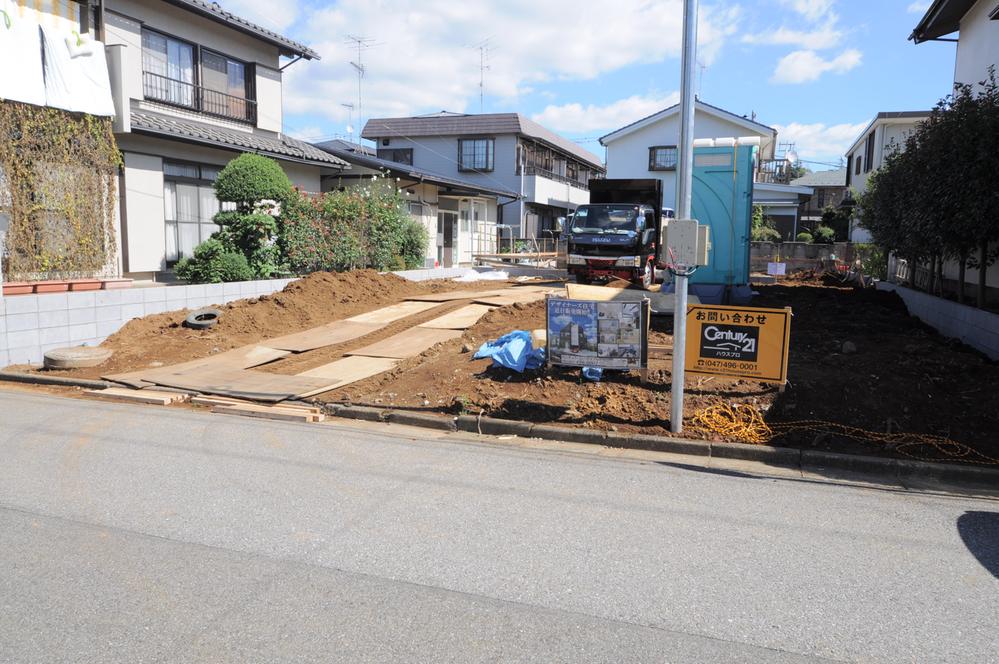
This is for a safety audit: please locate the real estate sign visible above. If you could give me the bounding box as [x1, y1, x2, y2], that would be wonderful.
[546, 296, 649, 370]
[684, 304, 791, 384]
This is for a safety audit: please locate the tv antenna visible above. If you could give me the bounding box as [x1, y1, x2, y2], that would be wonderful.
[468, 37, 495, 113]
[345, 35, 378, 139]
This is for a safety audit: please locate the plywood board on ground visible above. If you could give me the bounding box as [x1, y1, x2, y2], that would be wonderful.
[346, 327, 462, 359]
[295, 356, 399, 397]
[103, 345, 289, 387]
[418, 304, 494, 330]
[266, 320, 380, 353]
[404, 289, 507, 303]
[211, 404, 323, 423]
[345, 301, 440, 325]
[564, 283, 701, 309]
[147, 367, 337, 402]
[473, 290, 551, 307]
[86, 387, 188, 405]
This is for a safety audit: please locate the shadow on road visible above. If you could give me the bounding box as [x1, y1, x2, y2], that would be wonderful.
[957, 511, 999, 578]
[655, 461, 762, 480]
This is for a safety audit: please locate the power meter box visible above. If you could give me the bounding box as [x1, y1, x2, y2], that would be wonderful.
[664, 218, 700, 266]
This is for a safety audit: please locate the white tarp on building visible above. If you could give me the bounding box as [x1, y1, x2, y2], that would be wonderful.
[41, 25, 115, 116]
[0, 13, 46, 106]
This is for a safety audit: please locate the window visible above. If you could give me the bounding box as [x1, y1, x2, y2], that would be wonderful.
[864, 132, 876, 173]
[845, 156, 852, 187]
[649, 146, 678, 171]
[141, 28, 254, 122]
[163, 161, 230, 262]
[142, 30, 195, 107]
[855, 155, 862, 175]
[458, 138, 495, 172]
[377, 148, 413, 165]
[817, 189, 826, 208]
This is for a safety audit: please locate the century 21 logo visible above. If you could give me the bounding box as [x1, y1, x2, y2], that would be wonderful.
[700, 324, 759, 362]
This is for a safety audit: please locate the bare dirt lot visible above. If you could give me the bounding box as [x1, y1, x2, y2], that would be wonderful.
[21, 271, 999, 464]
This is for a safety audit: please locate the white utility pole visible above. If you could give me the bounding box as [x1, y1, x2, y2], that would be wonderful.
[345, 35, 376, 142]
[670, 0, 698, 434]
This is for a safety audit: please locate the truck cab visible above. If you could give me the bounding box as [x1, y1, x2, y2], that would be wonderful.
[559, 179, 664, 288]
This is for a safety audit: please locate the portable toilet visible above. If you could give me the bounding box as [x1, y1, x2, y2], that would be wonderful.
[687, 137, 757, 303]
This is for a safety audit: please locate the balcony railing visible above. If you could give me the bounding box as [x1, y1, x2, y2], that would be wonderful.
[142, 71, 257, 124]
[756, 158, 792, 185]
[523, 165, 590, 190]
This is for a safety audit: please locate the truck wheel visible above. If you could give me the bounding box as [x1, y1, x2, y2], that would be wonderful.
[641, 261, 654, 290]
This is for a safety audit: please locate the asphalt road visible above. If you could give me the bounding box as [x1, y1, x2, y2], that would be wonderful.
[0, 389, 996, 663]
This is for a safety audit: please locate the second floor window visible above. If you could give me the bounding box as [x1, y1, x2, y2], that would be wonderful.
[459, 138, 494, 172]
[649, 146, 678, 171]
[141, 28, 254, 123]
[377, 148, 413, 165]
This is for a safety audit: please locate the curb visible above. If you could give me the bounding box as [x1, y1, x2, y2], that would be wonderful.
[0, 371, 114, 390]
[322, 404, 999, 492]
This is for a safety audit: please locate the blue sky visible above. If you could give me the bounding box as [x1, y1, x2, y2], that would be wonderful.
[226, 0, 957, 169]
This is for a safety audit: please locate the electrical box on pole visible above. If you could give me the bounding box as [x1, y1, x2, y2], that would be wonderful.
[664, 219, 700, 266]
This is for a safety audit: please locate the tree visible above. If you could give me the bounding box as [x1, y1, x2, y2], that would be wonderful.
[750, 204, 781, 242]
[820, 205, 850, 242]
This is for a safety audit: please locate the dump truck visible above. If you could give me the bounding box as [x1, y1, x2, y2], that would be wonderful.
[557, 179, 665, 289]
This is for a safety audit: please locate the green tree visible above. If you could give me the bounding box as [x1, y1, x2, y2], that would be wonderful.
[751, 204, 781, 242]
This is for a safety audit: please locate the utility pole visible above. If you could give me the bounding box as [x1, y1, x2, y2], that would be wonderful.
[670, 0, 698, 434]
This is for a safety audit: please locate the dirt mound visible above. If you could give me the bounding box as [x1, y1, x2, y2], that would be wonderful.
[51, 270, 463, 379]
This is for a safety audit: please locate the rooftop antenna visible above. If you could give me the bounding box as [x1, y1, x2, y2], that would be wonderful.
[468, 37, 494, 113]
[345, 35, 378, 141]
[341, 102, 355, 144]
[697, 59, 706, 98]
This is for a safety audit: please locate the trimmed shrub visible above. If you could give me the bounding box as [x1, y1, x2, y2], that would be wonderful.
[796, 232, 814, 244]
[813, 226, 835, 243]
[174, 237, 254, 283]
[214, 153, 292, 206]
[399, 218, 430, 269]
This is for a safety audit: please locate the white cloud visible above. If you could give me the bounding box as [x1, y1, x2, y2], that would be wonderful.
[284, 125, 328, 141]
[742, 25, 843, 50]
[906, 1, 930, 14]
[771, 48, 861, 84]
[531, 92, 681, 134]
[779, 0, 835, 22]
[773, 120, 870, 163]
[279, 0, 742, 126]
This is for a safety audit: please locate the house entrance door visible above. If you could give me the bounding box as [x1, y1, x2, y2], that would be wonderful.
[438, 211, 458, 267]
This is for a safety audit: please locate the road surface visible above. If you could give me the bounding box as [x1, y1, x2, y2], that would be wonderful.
[0, 389, 996, 663]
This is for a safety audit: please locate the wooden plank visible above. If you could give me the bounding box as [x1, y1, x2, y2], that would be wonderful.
[418, 304, 494, 330]
[86, 387, 188, 406]
[345, 301, 440, 325]
[564, 284, 701, 309]
[473, 291, 549, 307]
[404, 289, 507, 303]
[211, 404, 322, 423]
[295, 356, 399, 397]
[146, 367, 338, 402]
[266, 321, 380, 353]
[103, 345, 289, 386]
[346, 327, 462, 360]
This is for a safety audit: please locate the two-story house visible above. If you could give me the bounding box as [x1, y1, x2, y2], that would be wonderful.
[790, 168, 848, 231]
[361, 112, 606, 247]
[843, 111, 930, 242]
[101, 0, 348, 280]
[599, 100, 813, 240]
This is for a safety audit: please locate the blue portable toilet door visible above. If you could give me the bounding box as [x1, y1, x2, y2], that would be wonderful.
[689, 144, 756, 287]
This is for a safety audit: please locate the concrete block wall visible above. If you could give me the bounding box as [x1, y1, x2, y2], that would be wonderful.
[0, 278, 295, 367]
[877, 282, 999, 360]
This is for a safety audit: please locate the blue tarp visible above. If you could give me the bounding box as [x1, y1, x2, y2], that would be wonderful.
[473, 330, 545, 373]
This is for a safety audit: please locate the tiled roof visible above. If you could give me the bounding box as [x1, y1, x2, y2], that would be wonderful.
[130, 111, 348, 168]
[162, 0, 319, 59]
[361, 112, 604, 169]
[791, 168, 847, 187]
[315, 140, 519, 198]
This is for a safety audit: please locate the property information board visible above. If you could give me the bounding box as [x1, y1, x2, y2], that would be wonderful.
[684, 304, 792, 384]
[546, 297, 649, 370]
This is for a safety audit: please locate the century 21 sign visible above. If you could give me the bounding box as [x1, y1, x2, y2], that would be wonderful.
[684, 305, 792, 384]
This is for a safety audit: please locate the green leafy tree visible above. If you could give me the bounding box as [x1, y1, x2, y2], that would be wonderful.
[813, 226, 835, 244]
[751, 204, 781, 242]
[796, 232, 813, 244]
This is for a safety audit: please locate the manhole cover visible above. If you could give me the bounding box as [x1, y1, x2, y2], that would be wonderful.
[43, 346, 113, 369]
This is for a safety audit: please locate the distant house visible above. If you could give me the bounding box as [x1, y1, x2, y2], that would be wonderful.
[316, 139, 519, 268]
[843, 111, 931, 242]
[599, 100, 812, 240]
[791, 168, 847, 229]
[361, 112, 606, 241]
[910, 0, 999, 90]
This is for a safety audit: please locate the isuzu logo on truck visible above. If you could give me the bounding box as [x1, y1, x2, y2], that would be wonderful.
[700, 324, 758, 361]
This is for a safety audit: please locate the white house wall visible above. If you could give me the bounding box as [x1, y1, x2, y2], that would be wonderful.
[604, 109, 772, 209]
[956, 0, 999, 89]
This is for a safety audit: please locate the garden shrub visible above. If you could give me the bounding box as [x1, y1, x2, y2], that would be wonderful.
[796, 232, 814, 244]
[399, 218, 430, 269]
[813, 226, 835, 243]
[174, 237, 253, 283]
[213, 153, 292, 205]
